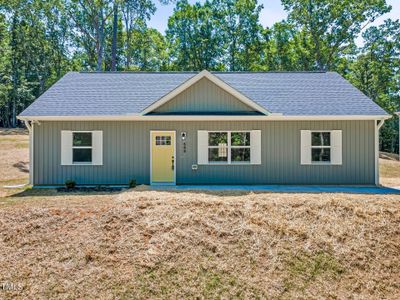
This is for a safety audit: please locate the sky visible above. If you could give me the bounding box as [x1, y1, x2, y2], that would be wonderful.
[148, 0, 400, 46]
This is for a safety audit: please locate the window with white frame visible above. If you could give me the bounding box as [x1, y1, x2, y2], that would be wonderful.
[311, 132, 331, 162]
[72, 132, 93, 163]
[300, 130, 342, 165]
[207, 131, 251, 163]
[61, 130, 103, 166]
[198, 130, 261, 165]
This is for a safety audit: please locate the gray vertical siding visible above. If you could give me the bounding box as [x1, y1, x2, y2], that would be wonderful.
[33, 120, 376, 185]
[153, 78, 255, 113]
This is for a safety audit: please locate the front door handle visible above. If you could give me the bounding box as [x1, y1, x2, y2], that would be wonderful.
[171, 156, 174, 170]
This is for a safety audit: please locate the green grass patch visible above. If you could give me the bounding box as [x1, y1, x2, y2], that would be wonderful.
[283, 251, 344, 295]
[113, 264, 266, 299]
[15, 143, 29, 149]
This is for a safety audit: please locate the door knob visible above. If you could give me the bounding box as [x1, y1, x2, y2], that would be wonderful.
[171, 156, 174, 170]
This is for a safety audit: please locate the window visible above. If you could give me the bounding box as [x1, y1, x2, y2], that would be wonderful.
[208, 131, 251, 163]
[72, 132, 92, 163]
[311, 132, 331, 162]
[155, 135, 171, 146]
[231, 132, 250, 162]
[61, 130, 103, 166]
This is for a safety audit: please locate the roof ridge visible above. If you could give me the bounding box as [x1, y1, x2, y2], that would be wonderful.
[77, 71, 328, 74]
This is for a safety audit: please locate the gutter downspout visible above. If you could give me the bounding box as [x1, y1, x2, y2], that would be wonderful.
[375, 119, 385, 186]
[24, 120, 33, 185]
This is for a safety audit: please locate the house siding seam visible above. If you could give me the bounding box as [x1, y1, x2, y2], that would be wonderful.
[33, 120, 375, 185]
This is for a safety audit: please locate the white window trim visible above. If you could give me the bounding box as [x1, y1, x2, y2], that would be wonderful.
[207, 131, 252, 165]
[310, 130, 332, 165]
[72, 131, 94, 165]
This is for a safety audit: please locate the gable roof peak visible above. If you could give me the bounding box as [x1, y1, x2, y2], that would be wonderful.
[140, 69, 271, 115]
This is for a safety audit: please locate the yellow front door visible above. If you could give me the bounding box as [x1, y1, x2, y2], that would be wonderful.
[151, 131, 175, 184]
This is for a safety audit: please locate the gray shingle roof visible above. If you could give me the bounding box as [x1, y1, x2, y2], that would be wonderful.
[19, 71, 387, 117]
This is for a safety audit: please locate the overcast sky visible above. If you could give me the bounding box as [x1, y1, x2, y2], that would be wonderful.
[148, 0, 400, 46]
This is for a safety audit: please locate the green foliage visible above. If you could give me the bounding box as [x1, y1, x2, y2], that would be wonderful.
[347, 19, 400, 153]
[65, 179, 76, 189]
[128, 179, 137, 188]
[0, 0, 398, 153]
[166, 0, 223, 71]
[283, 251, 344, 293]
[281, 0, 391, 70]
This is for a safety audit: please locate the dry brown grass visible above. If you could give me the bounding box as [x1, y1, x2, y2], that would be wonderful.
[380, 157, 400, 187]
[0, 190, 399, 299]
[0, 128, 29, 193]
[0, 130, 400, 299]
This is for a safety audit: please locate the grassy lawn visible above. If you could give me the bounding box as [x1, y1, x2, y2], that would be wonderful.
[0, 129, 399, 299]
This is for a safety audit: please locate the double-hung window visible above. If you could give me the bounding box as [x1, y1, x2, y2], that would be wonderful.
[208, 131, 251, 163]
[198, 130, 261, 165]
[300, 130, 342, 165]
[230, 132, 251, 163]
[61, 130, 103, 165]
[72, 132, 93, 164]
[311, 132, 331, 162]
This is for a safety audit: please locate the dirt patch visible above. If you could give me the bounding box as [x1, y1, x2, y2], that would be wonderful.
[380, 151, 400, 161]
[0, 127, 28, 135]
[380, 158, 400, 187]
[0, 190, 399, 299]
[0, 133, 29, 186]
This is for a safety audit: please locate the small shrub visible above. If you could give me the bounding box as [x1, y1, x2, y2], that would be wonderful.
[128, 179, 137, 188]
[65, 179, 76, 189]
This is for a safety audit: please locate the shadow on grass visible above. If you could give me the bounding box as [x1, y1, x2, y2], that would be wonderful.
[5, 184, 400, 199]
[8, 187, 124, 198]
[13, 161, 29, 173]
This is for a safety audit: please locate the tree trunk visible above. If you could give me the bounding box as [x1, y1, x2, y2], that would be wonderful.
[10, 13, 18, 128]
[111, 1, 118, 71]
[97, 7, 104, 71]
[125, 19, 131, 69]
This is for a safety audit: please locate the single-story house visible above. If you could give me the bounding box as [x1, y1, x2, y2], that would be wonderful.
[18, 70, 390, 186]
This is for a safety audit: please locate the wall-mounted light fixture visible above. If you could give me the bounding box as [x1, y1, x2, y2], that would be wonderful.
[181, 132, 187, 141]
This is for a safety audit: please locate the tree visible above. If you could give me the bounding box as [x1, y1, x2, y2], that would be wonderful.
[348, 19, 400, 153]
[130, 27, 169, 70]
[282, 0, 391, 70]
[0, 0, 71, 127]
[166, 0, 223, 70]
[258, 21, 301, 71]
[213, 0, 263, 71]
[121, 0, 156, 69]
[67, 0, 114, 71]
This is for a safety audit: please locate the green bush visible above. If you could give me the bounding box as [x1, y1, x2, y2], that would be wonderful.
[65, 179, 76, 189]
[128, 179, 137, 188]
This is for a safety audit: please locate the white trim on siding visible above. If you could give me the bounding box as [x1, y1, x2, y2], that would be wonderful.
[150, 130, 176, 185]
[197, 131, 208, 165]
[331, 130, 342, 165]
[300, 130, 312, 165]
[198, 130, 260, 165]
[61, 130, 103, 166]
[92, 131, 103, 165]
[18, 115, 390, 122]
[250, 130, 261, 165]
[375, 120, 385, 185]
[301, 130, 343, 165]
[61, 130, 73, 165]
